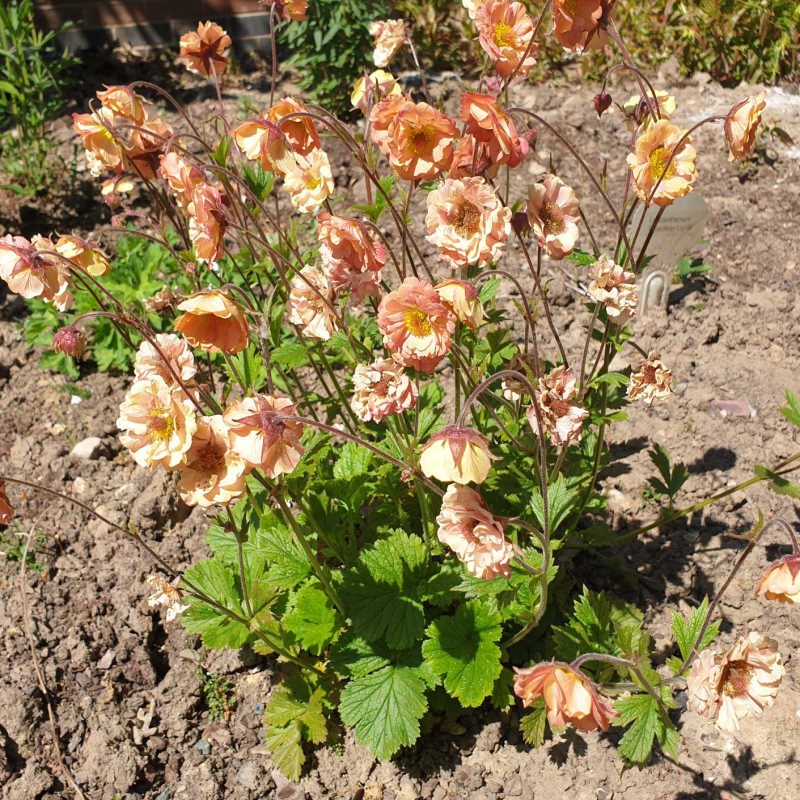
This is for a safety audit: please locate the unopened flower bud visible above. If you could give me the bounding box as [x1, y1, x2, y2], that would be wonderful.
[511, 211, 531, 236]
[593, 91, 612, 117]
[52, 326, 86, 358]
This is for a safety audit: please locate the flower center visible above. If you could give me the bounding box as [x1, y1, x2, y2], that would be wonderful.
[453, 200, 482, 236]
[722, 660, 754, 697]
[493, 22, 517, 49]
[542, 202, 565, 235]
[410, 125, 434, 155]
[196, 440, 226, 472]
[648, 145, 675, 183]
[405, 307, 432, 336]
[149, 409, 176, 442]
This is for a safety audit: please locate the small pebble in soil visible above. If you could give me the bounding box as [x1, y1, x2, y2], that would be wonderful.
[194, 738, 211, 755]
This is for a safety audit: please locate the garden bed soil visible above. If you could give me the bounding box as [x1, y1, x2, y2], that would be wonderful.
[1, 62, 800, 800]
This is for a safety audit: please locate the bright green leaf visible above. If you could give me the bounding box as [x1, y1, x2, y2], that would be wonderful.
[284, 580, 339, 655]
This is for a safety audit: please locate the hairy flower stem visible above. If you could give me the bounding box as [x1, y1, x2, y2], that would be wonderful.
[228, 509, 254, 618]
[571, 652, 664, 707]
[273, 491, 345, 617]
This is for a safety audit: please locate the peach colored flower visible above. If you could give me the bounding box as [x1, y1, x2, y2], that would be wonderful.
[436, 483, 513, 579]
[527, 174, 581, 259]
[350, 358, 419, 423]
[587, 255, 637, 325]
[0, 234, 72, 310]
[385, 100, 457, 182]
[317, 212, 387, 300]
[146, 575, 189, 622]
[377, 277, 455, 372]
[369, 94, 407, 157]
[551, 0, 605, 52]
[53, 326, 87, 358]
[188, 182, 228, 263]
[178, 414, 249, 507]
[159, 151, 205, 213]
[54, 234, 111, 277]
[134, 333, 197, 385]
[501, 351, 538, 402]
[287, 266, 339, 341]
[179, 21, 231, 78]
[269, 97, 321, 158]
[688, 632, 784, 732]
[420, 427, 494, 484]
[275, 0, 308, 22]
[96, 84, 147, 125]
[100, 175, 136, 207]
[623, 90, 677, 127]
[476, 0, 537, 79]
[514, 662, 618, 732]
[461, 92, 529, 172]
[725, 93, 766, 161]
[528, 366, 588, 447]
[351, 69, 401, 114]
[117, 376, 198, 469]
[370, 19, 406, 68]
[283, 148, 334, 213]
[426, 177, 510, 269]
[754, 555, 800, 604]
[627, 119, 697, 207]
[0, 480, 14, 524]
[435, 279, 484, 328]
[223, 394, 304, 478]
[174, 290, 249, 354]
[72, 109, 126, 176]
[628, 352, 672, 405]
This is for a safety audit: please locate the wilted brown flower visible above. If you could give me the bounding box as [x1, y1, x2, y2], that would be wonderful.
[628, 352, 672, 405]
[350, 358, 418, 423]
[529, 366, 588, 447]
[587, 255, 638, 325]
[724, 93, 766, 161]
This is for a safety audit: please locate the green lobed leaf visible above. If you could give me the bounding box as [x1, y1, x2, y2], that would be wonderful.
[422, 600, 503, 707]
[529, 475, 577, 536]
[284, 580, 340, 655]
[333, 440, 373, 481]
[339, 664, 428, 759]
[271, 340, 310, 369]
[671, 597, 720, 666]
[264, 721, 303, 780]
[614, 693, 678, 766]
[519, 699, 548, 747]
[780, 391, 800, 428]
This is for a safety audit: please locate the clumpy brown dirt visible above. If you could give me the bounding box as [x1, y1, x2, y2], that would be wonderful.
[1, 57, 800, 800]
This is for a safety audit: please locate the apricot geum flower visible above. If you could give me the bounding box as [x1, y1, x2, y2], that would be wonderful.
[187, 182, 228, 263]
[754, 554, 800, 604]
[0, 234, 72, 310]
[173, 290, 249, 353]
[725, 93, 766, 161]
[179, 21, 231, 78]
[551, 0, 607, 53]
[350, 358, 419, 423]
[476, 0, 537, 79]
[513, 662, 618, 732]
[687, 632, 784, 732]
[54, 234, 112, 277]
[587, 255, 638, 324]
[134, 333, 197, 385]
[158, 152, 205, 213]
[460, 92, 529, 173]
[528, 366, 588, 447]
[117, 376, 198, 470]
[627, 119, 697, 206]
[369, 19, 406, 68]
[527, 174, 581, 259]
[146, 575, 189, 622]
[419, 427, 494, 485]
[317, 212, 386, 300]
[223, 395, 304, 479]
[628, 352, 673, 405]
[425, 177, 510, 269]
[271, 0, 308, 23]
[377, 277, 455, 372]
[436, 483, 514, 579]
[287, 266, 339, 342]
[178, 414, 249, 507]
[351, 70, 401, 114]
[283, 148, 334, 213]
[435, 279, 484, 328]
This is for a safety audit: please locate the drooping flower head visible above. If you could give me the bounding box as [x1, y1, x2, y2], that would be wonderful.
[273, 0, 308, 22]
[369, 94, 407, 156]
[351, 69, 402, 114]
[52, 326, 87, 358]
[146, 575, 189, 622]
[269, 97, 322, 158]
[627, 352, 672, 405]
[174, 290, 249, 353]
[436, 483, 514, 579]
[350, 358, 419, 423]
[95, 84, 147, 125]
[178, 414, 249, 507]
[369, 19, 406, 68]
[384, 100, 458, 182]
[627, 120, 697, 207]
[551, 0, 606, 52]
[134, 333, 197, 385]
[223, 394, 304, 478]
[687, 632, 784, 732]
[724, 93, 766, 161]
[117, 376, 198, 470]
[528, 366, 588, 447]
[476, 0, 537, 79]
[425, 177, 511, 269]
[754, 554, 800, 604]
[514, 662, 618, 731]
[419, 427, 494, 484]
[54, 234, 112, 278]
[188, 182, 228, 263]
[435, 279, 484, 328]
[283, 148, 334, 213]
[159, 151, 205, 213]
[587, 255, 638, 325]
[623, 90, 677, 128]
[377, 277, 455, 372]
[317, 212, 387, 299]
[527, 175, 581, 259]
[0, 234, 71, 308]
[287, 266, 339, 342]
[460, 93, 529, 173]
[179, 21, 232, 78]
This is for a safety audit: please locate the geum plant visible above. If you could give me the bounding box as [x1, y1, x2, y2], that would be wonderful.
[1, 0, 798, 779]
